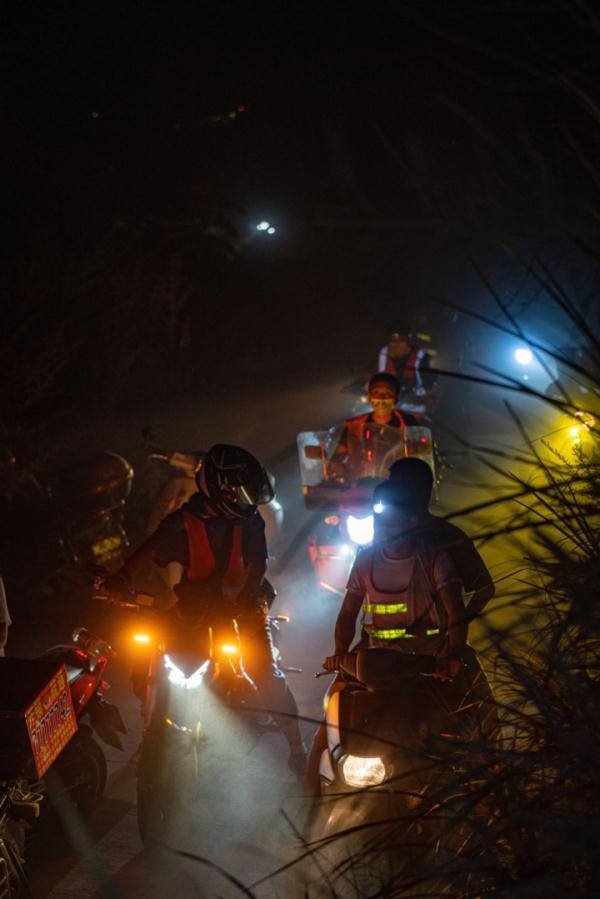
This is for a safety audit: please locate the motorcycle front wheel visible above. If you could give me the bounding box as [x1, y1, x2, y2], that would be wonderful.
[0, 824, 32, 898]
[137, 724, 199, 847]
[45, 727, 107, 822]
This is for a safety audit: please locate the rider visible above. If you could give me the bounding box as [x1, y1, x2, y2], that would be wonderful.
[325, 477, 467, 679]
[333, 372, 418, 478]
[102, 444, 306, 776]
[305, 476, 467, 790]
[378, 326, 436, 399]
[388, 457, 495, 619]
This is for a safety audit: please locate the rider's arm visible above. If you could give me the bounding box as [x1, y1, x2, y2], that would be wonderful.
[333, 554, 366, 653]
[432, 550, 467, 658]
[239, 513, 268, 603]
[449, 528, 495, 617]
[334, 591, 364, 654]
[438, 581, 467, 658]
[105, 513, 187, 591]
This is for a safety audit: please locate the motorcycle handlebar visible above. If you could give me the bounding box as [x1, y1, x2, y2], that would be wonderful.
[92, 590, 156, 611]
[147, 448, 204, 475]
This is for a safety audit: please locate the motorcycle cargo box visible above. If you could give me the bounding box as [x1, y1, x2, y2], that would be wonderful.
[52, 453, 134, 518]
[0, 659, 78, 779]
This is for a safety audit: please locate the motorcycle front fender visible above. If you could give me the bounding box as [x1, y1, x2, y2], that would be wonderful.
[311, 789, 410, 844]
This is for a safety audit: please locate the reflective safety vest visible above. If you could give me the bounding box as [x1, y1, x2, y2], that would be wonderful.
[379, 346, 427, 395]
[182, 511, 247, 594]
[356, 543, 446, 650]
[344, 409, 408, 445]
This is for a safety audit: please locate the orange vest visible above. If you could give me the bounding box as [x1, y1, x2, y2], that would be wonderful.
[345, 410, 408, 443]
[182, 511, 247, 592]
[384, 347, 421, 387]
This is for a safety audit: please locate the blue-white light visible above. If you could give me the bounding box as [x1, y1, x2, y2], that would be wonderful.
[267, 226, 276, 235]
[347, 514, 374, 546]
[256, 221, 270, 232]
[164, 655, 209, 690]
[515, 347, 533, 365]
[373, 502, 384, 514]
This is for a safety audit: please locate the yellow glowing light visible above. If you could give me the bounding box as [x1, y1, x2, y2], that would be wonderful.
[220, 644, 239, 656]
[133, 633, 151, 644]
[575, 411, 595, 431]
[569, 426, 581, 438]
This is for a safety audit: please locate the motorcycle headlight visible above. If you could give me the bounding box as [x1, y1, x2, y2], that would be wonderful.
[346, 514, 374, 546]
[164, 655, 209, 690]
[340, 754, 386, 787]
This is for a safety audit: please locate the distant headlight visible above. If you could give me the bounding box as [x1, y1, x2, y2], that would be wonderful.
[164, 655, 209, 690]
[515, 347, 533, 365]
[340, 754, 386, 787]
[346, 514, 374, 546]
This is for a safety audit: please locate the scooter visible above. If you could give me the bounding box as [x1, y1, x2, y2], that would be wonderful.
[307, 648, 479, 896]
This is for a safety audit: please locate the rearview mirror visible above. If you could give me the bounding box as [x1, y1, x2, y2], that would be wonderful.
[304, 445, 323, 460]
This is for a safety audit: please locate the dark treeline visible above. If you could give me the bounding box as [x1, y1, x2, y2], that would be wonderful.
[2, 2, 600, 450]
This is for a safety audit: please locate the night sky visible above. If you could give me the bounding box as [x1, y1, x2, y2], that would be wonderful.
[3, 2, 600, 436]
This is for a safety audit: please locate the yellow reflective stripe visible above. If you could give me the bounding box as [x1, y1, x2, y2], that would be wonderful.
[368, 628, 414, 639]
[363, 602, 408, 614]
[367, 627, 440, 639]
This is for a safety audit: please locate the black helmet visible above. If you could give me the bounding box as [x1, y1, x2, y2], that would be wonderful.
[380, 457, 433, 511]
[196, 444, 274, 518]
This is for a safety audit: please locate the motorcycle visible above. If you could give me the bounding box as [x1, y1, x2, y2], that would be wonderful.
[97, 588, 296, 845]
[141, 430, 284, 594]
[0, 637, 124, 894]
[0, 451, 134, 587]
[297, 423, 437, 596]
[38, 625, 126, 819]
[306, 648, 479, 896]
[0, 615, 127, 893]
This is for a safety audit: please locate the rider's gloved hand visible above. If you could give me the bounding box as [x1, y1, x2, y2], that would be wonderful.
[433, 655, 461, 681]
[96, 568, 131, 600]
[323, 654, 344, 673]
[237, 599, 269, 633]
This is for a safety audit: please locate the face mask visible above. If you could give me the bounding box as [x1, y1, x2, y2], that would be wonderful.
[370, 397, 396, 414]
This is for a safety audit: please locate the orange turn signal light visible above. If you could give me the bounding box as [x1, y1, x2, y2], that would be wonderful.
[133, 633, 151, 645]
[220, 644, 239, 656]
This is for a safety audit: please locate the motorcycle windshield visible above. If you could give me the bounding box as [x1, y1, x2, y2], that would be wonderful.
[297, 425, 434, 508]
